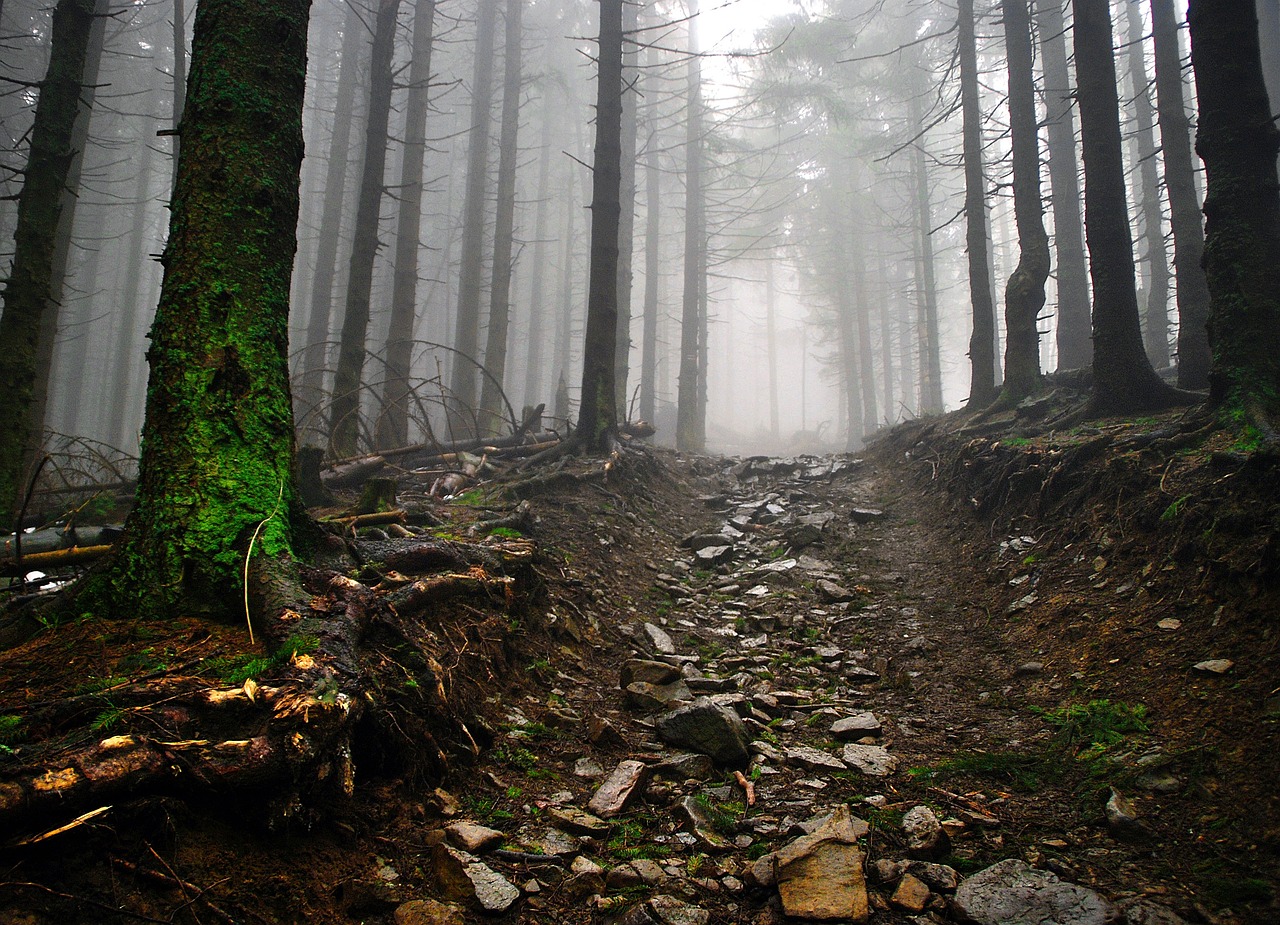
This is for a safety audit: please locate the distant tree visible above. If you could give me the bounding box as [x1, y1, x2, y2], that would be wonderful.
[613, 0, 640, 419]
[1187, 0, 1280, 422]
[1149, 0, 1210, 390]
[1073, 0, 1182, 413]
[676, 0, 706, 452]
[577, 0, 624, 452]
[995, 0, 1049, 406]
[87, 0, 309, 616]
[0, 0, 97, 528]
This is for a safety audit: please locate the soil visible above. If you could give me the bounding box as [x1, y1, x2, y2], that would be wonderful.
[1, 402, 1278, 924]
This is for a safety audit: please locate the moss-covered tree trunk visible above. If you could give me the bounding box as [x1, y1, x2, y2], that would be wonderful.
[92, 0, 310, 616]
[577, 0, 623, 453]
[1187, 0, 1280, 422]
[1074, 0, 1182, 414]
[997, 0, 1048, 407]
[0, 0, 95, 530]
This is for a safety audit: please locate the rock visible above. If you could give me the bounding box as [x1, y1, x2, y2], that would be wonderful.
[643, 622, 677, 655]
[1192, 658, 1234, 675]
[845, 665, 880, 685]
[648, 895, 711, 925]
[785, 523, 824, 548]
[831, 712, 882, 740]
[432, 787, 461, 817]
[678, 795, 733, 850]
[1013, 661, 1044, 677]
[653, 752, 717, 781]
[521, 827, 580, 857]
[625, 679, 694, 712]
[806, 804, 870, 842]
[1104, 788, 1147, 842]
[444, 821, 504, 853]
[815, 579, 854, 603]
[695, 545, 734, 565]
[622, 659, 684, 687]
[587, 715, 628, 749]
[775, 838, 869, 922]
[785, 745, 847, 772]
[1156, 618, 1182, 632]
[566, 855, 606, 899]
[890, 872, 931, 913]
[849, 507, 884, 523]
[1117, 897, 1191, 925]
[574, 757, 605, 778]
[841, 743, 898, 776]
[683, 533, 731, 552]
[589, 760, 651, 818]
[393, 899, 466, 925]
[656, 698, 752, 767]
[905, 861, 960, 892]
[903, 805, 949, 859]
[953, 859, 1121, 925]
[545, 805, 609, 837]
[431, 844, 520, 914]
[607, 859, 667, 890]
[869, 858, 905, 884]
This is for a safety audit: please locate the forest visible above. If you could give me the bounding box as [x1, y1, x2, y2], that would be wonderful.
[1, 0, 1279, 922]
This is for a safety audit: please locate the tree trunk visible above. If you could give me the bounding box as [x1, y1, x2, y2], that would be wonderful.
[1073, 0, 1182, 413]
[478, 0, 525, 436]
[910, 90, 944, 414]
[375, 0, 436, 449]
[958, 0, 998, 407]
[0, 0, 96, 528]
[447, 0, 499, 439]
[170, 0, 187, 190]
[86, 0, 309, 616]
[676, 0, 705, 452]
[877, 251, 896, 424]
[520, 90, 556, 412]
[1187, 0, 1280, 418]
[577, 0, 623, 452]
[639, 125, 661, 427]
[328, 0, 402, 459]
[997, 0, 1049, 406]
[1125, 0, 1172, 368]
[1149, 0, 1211, 390]
[613, 0, 639, 419]
[1037, 0, 1092, 372]
[298, 0, 365, 441]
[765, 257, 780, 437]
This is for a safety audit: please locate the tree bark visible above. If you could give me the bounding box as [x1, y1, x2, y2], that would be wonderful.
[170, 0, 187, 190]
[1037, 0, 1092, 372]
[613, 0, 639, 419]
[910, 89, 944, 414]
[87, 0, 309, 615]
[997, 0, 1049, 406]
[577, 0, 624, 452]
[676, 0, 706, 451]
[520, 89, 556, 412]
[328, 0, 402, 458]
[958, 0, 998, 407]
[1074, 0, 1182, 413]
[376, 0, 436, 449]
[639, 125, 661, 426]
[1149, 0, 1211, 390]
[1187, 0, 1280, 418]
[0, 0, 96, 528]
[478, 0, 525, 436]
[447, 0, 499, 439]
[1125, 0, 1172, 368]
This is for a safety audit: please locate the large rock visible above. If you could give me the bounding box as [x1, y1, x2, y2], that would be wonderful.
[624, 679, 693, 712]
[431, 844, 520, 914]
[775, 838, 869, 922]
[831, 712, 882, 740]
[643, 622, 677, 655]
[655, 698, 751, 766]
[903, 804, 949, 860]
[953, 859, 1121, 925]
[841, 743, 898, 776]
[393, 899, 466, 925]
[621, 658, 684, 687]
[588, 760, 650, 818]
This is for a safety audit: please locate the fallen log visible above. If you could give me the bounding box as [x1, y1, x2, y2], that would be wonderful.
[0, 543, 113, 576]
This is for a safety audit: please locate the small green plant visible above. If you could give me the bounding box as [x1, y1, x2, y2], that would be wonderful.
[494, 744, 539, 773]
[1160, 494, 1191, 523]
[695, 793, 744, 835]
[1033, 699, 1149, 749]
[910, 751, 1053, 792]
[528, 658, 551, 673]
[209, 633, 320, 685]
[488, 526, 523, 539]
[1003, 436, 1032, 448]
[608, 819, 672, 860]
[91, 707, 125, 734]
[0, 715, 23, 755]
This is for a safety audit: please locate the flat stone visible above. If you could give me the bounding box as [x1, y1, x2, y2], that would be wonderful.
[841, 743, 898, 776]
[1156, 618, 1182, 632]
[954, 859, 1121, 925]
[1192, 658, 1234, 675]
[607, 859, 667, 890]
[785, 745, 847, 772]
[653, 752, 716, 781]
[431, 844, 520, 914]
[678, 795, 733, 850]
[649, 895, 711, 925]
[643, 622, 677, 655]
[566, 855, 605, 898]
[815, 579, 854, 602]
[695, 545, 734, 565]
[574, 757, 604, 778]
[906, 861, 960, 892]
[831, 712, 882, 740]
[655, 698, 751, 766]
[890, 872, 931, 913]
[849, 507, 884, 523]
[444, 821, 504, 853]
[625, 679, 694, 712]
[683, 533, 731, 552]
[545, 805, 609, 837]
[845, 665, 880, 685]
[775, 839, 869, 922]
[520, 827, 579, 857]
[393, 899, 466, 925]
[587, 715, 628, 749]
[621, 658, 684, 687]
[588, 760, 650, 818]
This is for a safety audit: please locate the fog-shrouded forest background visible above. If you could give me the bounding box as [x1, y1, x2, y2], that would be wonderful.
[0, 0, 1268, 468]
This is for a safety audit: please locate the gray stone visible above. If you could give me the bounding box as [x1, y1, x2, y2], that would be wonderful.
[849, 507, 885, 523]
[545, 805, 609, 837]
[815, 579, 855, 603]
[1013, 661, 1044, 677]
[1104, 788, 1147, 842]
[444, 821, 504, 853]
[831, 712, 882, 740]
[625, 679, 694, 712]
[953, 859, 1121, 925]
[431, 844, 520, 914]
[695, 545, 734, 565]
[520, 827, 579, 857]
[903, 804, 949, 859]
[393, 899, 466, 925]
[589, 760, 651, 818]
[841, 743, 898, 776]
[656, 698, 752, 766]
[785, 745, 848, 772]
[622, 658, 684, 687]
[683, 533, 731, 552]
[905, 861, 960, 892]
[653, 752, 717, 781]
[574, 757, 605, 778]
[1192, 658, 1234, 675]
[1117, 898, 1190, 925]
[677, 796, 733, 850]
[845, 665, 881, 684]
[566, 855, 605, 898]
[643, 622, 677, 655]
[649, 895, 711, 925]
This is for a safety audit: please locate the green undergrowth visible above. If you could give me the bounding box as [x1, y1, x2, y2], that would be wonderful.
[201, 632, 318, 685]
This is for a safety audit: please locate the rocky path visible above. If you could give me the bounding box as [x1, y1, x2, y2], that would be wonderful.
[398, 452, 1203, 925]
